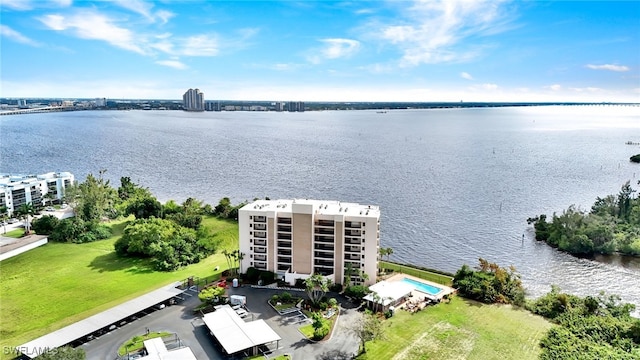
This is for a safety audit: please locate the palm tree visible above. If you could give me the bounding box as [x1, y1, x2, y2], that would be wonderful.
[0, 206, 8, 234]
[18, 202, 35, 235]
[384, 247, 394, 261]
[237, 252, 245, 275]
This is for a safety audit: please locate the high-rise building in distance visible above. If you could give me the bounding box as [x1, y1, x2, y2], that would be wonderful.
[183, 88, 205, 111]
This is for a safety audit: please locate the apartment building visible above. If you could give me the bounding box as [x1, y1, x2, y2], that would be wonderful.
[0, 172, 74, 215]
[182, 88, 205, 111]
[239, 199, 380, 286]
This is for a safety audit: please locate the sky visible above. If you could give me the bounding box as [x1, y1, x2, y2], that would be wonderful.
[1, 0, 639, 102]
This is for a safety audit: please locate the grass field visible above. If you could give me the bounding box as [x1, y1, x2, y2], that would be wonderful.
[356, 296, 553, 360]
[1, 228, 26, 238]
[0, 216, 238, 360]
[380, 261, 454, 286]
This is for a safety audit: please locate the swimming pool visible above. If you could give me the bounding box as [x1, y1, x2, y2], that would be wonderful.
[402, 277, 443, 296]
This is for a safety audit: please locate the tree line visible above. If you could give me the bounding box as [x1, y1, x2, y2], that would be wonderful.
[528, 181, 640, 256]
[31, 171, 248, 271]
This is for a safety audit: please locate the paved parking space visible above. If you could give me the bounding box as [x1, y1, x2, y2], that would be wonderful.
[81, 284, 361, 360]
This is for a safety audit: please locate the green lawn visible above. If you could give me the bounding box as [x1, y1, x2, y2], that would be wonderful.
[2, 228, 26, 238]
[0, 216, 238, 360]
[380, 261, 454, 286]
[357, 296, 553, 360]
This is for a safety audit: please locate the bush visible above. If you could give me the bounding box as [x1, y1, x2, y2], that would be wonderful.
[280, 292, 292, 303]
[344, 285, 369, 300]
[245, 267, 260, 282]
[31, 215, 60, 235]
[328, 298, 338, 307]
[313, 323, 330, 340]
[384, 310, 393, 318]
[329, 283, 343, 292]
[271, 295, 280, 303]
[259, 271, 276, 284]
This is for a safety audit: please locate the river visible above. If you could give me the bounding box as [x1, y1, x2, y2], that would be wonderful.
[1, 105, 639, 310]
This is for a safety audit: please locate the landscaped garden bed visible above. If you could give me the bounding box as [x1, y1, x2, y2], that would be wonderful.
[117, 331, 171, 356]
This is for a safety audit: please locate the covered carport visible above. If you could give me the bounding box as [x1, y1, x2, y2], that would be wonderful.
[18, 282, 186, 358]
[202, 305, 281, 357]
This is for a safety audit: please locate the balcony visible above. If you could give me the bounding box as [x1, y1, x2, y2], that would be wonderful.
[277, 217, 292, 224]
[345, 221, 362, 228]
[277, 264, 291, 272]
[277, 256, 291, 263]
[314, 228, 334, 235]
[345, 254, 362, 261]
[277, 233, 292, 240]
[254, 239, 267, 246]
[315, 219, 334, 227]
[314, 268, 333, 276]
[255, 262, 267, 270]
[277, 225, 292, 232]
[314, 259, 334, 267]
[254, 254, 267, 261]
[254, 231, 267, 239]
[314, 235, 334, 243]
[345, 229, 362, 236]
[254, 246, 267, 254]
[314, 251, 333, 259]
[254, 223, 267, 230]
[277, 249, 292, 256]
[254, 216, 266, 223]
[344, 237, 361, 245]
[277, 241, 292, 249]
[314, 244, 334, 251]
[344, 245, 361, 253]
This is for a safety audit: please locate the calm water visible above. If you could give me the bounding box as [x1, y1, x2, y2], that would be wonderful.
[2, 106, 639, 310]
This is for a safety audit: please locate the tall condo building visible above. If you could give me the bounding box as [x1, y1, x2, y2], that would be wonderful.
[239, 199, 380, 286]
[182, 88, 205, 111]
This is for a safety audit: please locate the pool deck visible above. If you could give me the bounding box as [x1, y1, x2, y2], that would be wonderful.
[385, 273, 455, 301]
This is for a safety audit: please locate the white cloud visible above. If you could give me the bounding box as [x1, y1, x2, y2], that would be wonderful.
[111, 0, 174, 24]
[0, 0, 32, 10]
[460, 72, 473, 80]
[569, 87, 602, 93]
[374, 0, 513, 66]
[0, 24, 41, 46]
[321, 38, 360, 59]
[547, 84, 562, 91]
[39, 11, 145, 54]
[180, 35, 218, 56]
[586, 64, 629, 72]
[49, 0, 72, 7]
[155, 60, 187, 70]
[308, 38, 361, 63]
[482, 83, 498, 90]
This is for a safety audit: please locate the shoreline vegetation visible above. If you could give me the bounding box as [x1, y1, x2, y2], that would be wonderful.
[2, 173, 639, 359]
[528, 181, 640, 257]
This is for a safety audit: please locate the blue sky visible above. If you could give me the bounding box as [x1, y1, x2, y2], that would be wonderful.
[1, 0, 638, 102]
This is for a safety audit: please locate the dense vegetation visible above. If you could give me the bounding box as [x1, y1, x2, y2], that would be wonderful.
[453, 258, 525, 306]
[526, 286, 640, 359]
[528, 181, 640, 256]
[31, 171, 248, 270]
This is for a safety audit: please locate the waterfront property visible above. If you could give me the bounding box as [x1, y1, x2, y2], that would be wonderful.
[364, 274, 455, 312]
[0, 172, 73, 214]
[239, 199, 380, 286]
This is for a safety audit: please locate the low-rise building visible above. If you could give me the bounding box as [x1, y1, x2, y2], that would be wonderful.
[0, 172, 74, 214]
[239, 199, 380, 286]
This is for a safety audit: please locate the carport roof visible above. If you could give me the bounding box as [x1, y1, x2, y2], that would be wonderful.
[18, 282, 185, 359]
[202, 305, 281, 355]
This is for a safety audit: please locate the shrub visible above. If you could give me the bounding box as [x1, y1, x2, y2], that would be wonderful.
[328, 298, 338, 307]
[384, 310, 393, 318]
[318, 302, 328, 311]
[271, 295, 280, 303]
[259, 271, 276, 284]
[245, 267, 260, 282]
[313, 323, 330, 340]
[329, 283, 343, 292]
[344, 285, 369, 300]
[31, 215, 59, 235]
[280, 292, 292, 303]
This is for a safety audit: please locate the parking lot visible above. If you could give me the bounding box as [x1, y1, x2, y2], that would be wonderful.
[81, 284, 361, 360]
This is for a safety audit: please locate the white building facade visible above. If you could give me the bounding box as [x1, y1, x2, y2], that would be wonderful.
[239, 199, 380, 286]
[0, 172, 74, 215]
[182, 88, 205, 111]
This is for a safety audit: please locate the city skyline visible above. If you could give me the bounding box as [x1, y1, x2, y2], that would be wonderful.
[1, 0, 638, 102]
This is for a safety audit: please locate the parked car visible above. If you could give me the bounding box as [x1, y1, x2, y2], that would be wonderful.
[8, 218, 18, 224]
[45, 207, 56, 212]
[61, 204, 69, 209]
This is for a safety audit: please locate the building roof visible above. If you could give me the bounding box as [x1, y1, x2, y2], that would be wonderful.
[241, 199, 380, 218]
[140, 338, 197, 360]
[18, 282, 185, 358]
[363, 280, 415, 306]
[202, 305, 281, 355]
